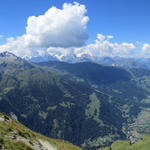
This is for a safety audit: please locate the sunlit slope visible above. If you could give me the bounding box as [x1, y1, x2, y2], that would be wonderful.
[0, 113, 81, 150]
[98, 135, 150, 150]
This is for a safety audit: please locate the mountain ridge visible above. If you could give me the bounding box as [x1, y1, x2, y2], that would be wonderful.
[25, 52, 150, 69]
[0, 52, 150, 149]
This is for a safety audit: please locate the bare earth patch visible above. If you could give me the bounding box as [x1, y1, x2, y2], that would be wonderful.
[39, 139, 56, 150]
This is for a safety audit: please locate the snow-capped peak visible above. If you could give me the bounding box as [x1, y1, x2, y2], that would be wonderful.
[0, 51, 22, 65]
[0, 51, 18, 58]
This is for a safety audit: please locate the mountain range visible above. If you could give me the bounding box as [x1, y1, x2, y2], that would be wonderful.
[28, 53, 150, 70]
[0, 51, 150, 149]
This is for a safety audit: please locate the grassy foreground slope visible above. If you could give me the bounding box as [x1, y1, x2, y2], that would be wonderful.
[98, 135, 150, 150]
[0, 113, 81, 150]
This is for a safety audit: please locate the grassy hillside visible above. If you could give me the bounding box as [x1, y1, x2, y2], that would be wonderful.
[98, 135, 150, 150]
[0, 53, 127, 150]
[38, 61, 150, 148]
[1, 112, 150, 150]
[38, 61, 131, 84]
[0, 112, 81, 150]
[1, 52, 150, 149]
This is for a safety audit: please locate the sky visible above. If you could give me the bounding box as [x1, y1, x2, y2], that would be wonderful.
[0, 0, 150, 59]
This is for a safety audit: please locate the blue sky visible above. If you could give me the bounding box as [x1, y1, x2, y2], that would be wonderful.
[0, 0, 150, 58]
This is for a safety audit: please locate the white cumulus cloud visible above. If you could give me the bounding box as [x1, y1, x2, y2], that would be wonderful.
[0, 2, 149, 59]
[141, 43, 150, 57]
[25, 2, 89, 48]
[136, 41, 150, 57]
[44, 34, 136, 60]
[74, 34, 136, 58]
[0, 2, 89, 57]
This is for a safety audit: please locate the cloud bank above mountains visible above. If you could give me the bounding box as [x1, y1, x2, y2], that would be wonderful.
[75, 34, 136, 58]
[0, 2, 149, 59]
[0, 2, 89, 58]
